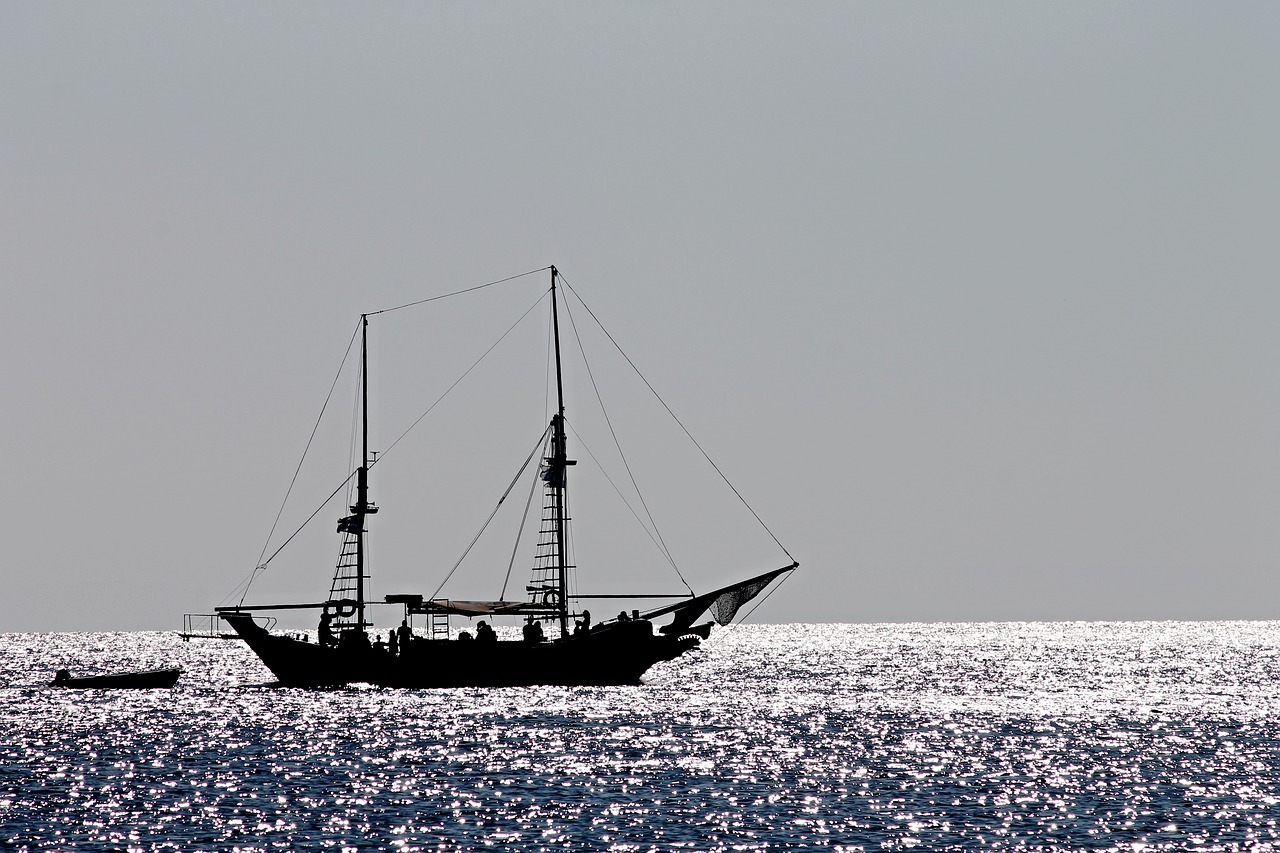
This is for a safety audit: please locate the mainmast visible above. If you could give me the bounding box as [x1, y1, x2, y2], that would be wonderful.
[549, 267, 572, 638]
[353, 314, 377, 634]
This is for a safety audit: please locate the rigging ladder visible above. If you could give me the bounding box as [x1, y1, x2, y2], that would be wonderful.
[328, 530, 367, 632]
[526, 479, 573, 609]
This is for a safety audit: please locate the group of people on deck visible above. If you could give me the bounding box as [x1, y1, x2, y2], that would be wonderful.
[320, 604, 644, 651]
[369, 619, 417, 655]
[320, 609, 419, 654]
[522, 617, 545, 643]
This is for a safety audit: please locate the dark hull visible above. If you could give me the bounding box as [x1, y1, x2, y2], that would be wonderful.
[51, 668, 182, 689]
[223, 613, 700, 688]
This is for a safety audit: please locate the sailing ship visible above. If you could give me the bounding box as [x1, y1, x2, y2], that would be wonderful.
[202, 267, 796, 687]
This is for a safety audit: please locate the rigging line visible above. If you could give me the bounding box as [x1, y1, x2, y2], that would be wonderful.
[560, 297, 692, 595]
[345, 348, 363, 507]
[565, 421, 684, 582]
[564, 489, 578, 607]
[371, 288, 551, 467]
[544, 304, 554, 424]
[430, 426, 553, 603]
[501, 427, 553, 600]
[365, 531, 375, 611]
[218, 565, 264, 610]
[256, 469, 360, 573]
[559, 276, 795, 563]
[254, 320, 362, 569]
[367, 267, 552, 316]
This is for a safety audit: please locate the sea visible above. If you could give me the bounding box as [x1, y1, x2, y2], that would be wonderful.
[3, 622, 1279, 851]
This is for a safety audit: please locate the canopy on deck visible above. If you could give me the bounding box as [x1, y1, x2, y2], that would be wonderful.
[384, 595, 550, 617]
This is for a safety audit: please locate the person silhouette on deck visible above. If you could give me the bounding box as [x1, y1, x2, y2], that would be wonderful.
[318, 610, 335, 647]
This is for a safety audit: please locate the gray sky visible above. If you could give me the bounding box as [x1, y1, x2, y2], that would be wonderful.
[2, 3, 1278, 631]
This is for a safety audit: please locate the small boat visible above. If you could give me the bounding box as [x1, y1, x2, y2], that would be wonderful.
[51, 668, 182, 689]
[204, 266, 797, 687]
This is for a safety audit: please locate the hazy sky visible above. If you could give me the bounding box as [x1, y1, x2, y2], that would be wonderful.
[3, 3, 1278, 631]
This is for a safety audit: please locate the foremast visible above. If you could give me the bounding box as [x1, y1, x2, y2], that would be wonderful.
[333, 314, 378, 637]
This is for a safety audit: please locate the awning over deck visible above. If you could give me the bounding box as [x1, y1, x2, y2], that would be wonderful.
[385, 595, 551, 617]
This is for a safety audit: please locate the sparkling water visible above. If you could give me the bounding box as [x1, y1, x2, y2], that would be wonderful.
[3, 622, 1280, 850]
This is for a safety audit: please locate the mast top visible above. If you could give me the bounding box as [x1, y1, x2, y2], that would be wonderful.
[550, 266, 565, 421]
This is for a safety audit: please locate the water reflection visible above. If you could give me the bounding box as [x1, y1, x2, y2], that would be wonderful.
[2, 622, 1280, 850]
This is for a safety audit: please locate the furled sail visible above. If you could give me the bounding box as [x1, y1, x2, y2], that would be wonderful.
[708, 572, 779, 625]
[650, 563, 796, 635]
